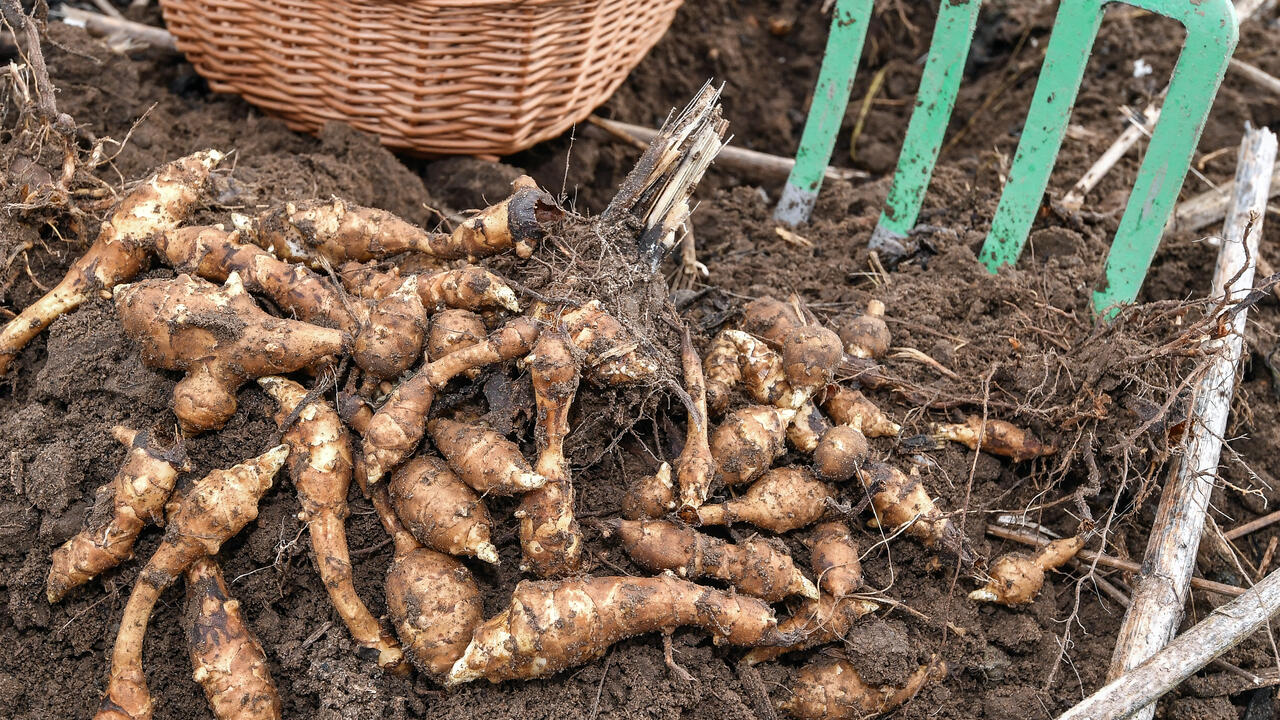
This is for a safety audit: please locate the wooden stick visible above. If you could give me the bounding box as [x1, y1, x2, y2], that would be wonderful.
[588, 115, 868, 185]
[1056, 564, 1280, 720]
[1106, 126, 1276, 720]
[986, 525, 1245, 598]
[1226, 508, 1280, 541]
[58, 7, 178, 51]
[1230, 58, 1280, 98]
[1169, 165, 1280, 238]
[1060, 99, 1162, 212]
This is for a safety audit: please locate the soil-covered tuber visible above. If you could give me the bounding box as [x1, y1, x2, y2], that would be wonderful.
[610, 519, 818, 602]
[710, 405, 795, 486]
[445, 573, 786, 684]
[47, 426, 189, 603]
[427, 417, 546, 496]
[0, 150, 223, 375]
[787, 401, 831, 453]
[694, 467, 833, 534]
[780, 325, 842, 400]
[341, 263, 520, 313]
[822, 385, 901, 438]
[813, 425, 869, 483]
[741, 295, 805, 344]
[703, 329, 791, 413]
[838, 300, 890, 359]
[779, 656, 946, 719]
[427, 309, 487, 373]
[970, 534, 1085, 606]
[389, 456, 498, 564]
[675, 329, 717, 515]
[96, 446, 288, 720]
[863, 463, 972, 566]
[114, 273, 348, 434]
[809, 522, 863, 597]
[934, 416, 1056, 462]
[444, 179, 563, 260]
[258, 377, 405, 672]
[623, 463, 675, 520]
[183, 556, 282, 720]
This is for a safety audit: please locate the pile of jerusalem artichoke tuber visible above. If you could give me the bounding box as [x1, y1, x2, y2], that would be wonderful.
[13, 90, 1068, 720]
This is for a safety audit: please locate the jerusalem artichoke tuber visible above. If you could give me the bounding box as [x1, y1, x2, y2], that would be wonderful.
[812, 425, 869, 483]
[535, 300, 658, 386]
[427, 417, 546, 495]
[703, 329, 791, 413]
[446, 573, 786, 684]
[675, 329, 717, 515]
[114, 273, 348, 434]
[741, 295, 805, 344]
[863, 463, 972, 566]
[693, 467, 833, 534]
[444, 179, 563, 260]
[258, 377, 406, 672]
[822, 385, 901, 438]
[837, 299, 891, 359]
[360, 316, 539, 483]
[969, 534, 1085, 606]
[934, 416, 1056, 462]
[787, 401, 831, 453]
[388, 456, 498, 564]
[183, 556, 282, 720]
[426, 309, 487, 371]
[623, 463, 675, 520]
[340, 263, 520, 313]
[610, 518, 818, 602]
[710, 405, 795, 486]
[0, 150, 223, 375]
[809, 521, 863, 597]
[517, 332, 583, 576]
[779, 325, 843, 400]
[779, 656, 946, 719]
[47, 426, 189, 603]
[95, 446, 288, 720]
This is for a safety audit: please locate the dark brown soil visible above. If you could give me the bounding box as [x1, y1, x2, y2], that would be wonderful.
[4, 2, 1280, 719]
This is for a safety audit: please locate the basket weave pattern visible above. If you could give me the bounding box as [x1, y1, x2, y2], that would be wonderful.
[158, 0, 681, 156]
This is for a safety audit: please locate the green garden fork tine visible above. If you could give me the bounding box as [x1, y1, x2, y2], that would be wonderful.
[977, 0, 1238, 314]
[774, 0, 875, 226]
[869, 0, 983, 258]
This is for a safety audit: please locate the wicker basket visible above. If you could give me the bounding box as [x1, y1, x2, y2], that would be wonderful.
[157, 0, 682, 156]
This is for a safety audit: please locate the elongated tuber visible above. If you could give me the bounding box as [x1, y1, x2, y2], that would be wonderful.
[863, 463, 971, 566]
[695, 467, 833, 534]
[48, 426, 189, 603]
[610, 519, 817, 602]
[623, 462, 675, 520]
[710, 405, 795, 486]
[970, 534, 1085, 606]
[361, 317, 540, 483]
[258, 377, 406, 672]
[813, 425, 868, 483]
[823, 385, 901, 438]
[388, 456, 498, 564]
[427, 309, 487, 373]
[934, 416, 1056, 462]
[518, 332, 583, 577]
[115, 273, 347, 434]
[742, 523, 874, 665]
[183, 556, 281, 720]
[96, 446, 288, 720]
[154, 225, 426, 379]
[676, 329, 717, 515]
[341, 263, 520, 313]
[0, 150, 223, 375]
[703, 329, 791, 413]
[356, 459, 483, 680]
[779, 656, 946, 719]
[444, 180, 562, 260]
[838, 299, 890, 359]
[446, 573, 785, 684]
[427, 417, 545, 495]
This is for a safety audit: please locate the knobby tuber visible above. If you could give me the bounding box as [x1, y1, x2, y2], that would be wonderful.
[812, 425, 869, 483]
[863, 463, 971, 566]
[694, 467, 834, 534]
[0, 149, 224, 375]
[47, 426, 189, 603]
[779, 656, 946, 719]
[838, 300, 890, 359]
[361, 317, 540, 483]
[427, 417, 545, 495]
[623, 463, 675, 520]
[340, 263, 520, 313]
[742, 522, 875, 665]
[357, 461, 483, 680]
[676, 329, 717, 515]
[934, 416, 1056, 462]
[258, 377, 406, 672]
[788, 401, 831, 453]
[710, 405, 795, 486]
[96, 446, 288, 720]
[444, 178, 562, 260]
[115, 273, 348, 434]
[183, 556, 282, 720]
[970, 534, 1086, 606]
[704, 329, 794, 411]
[741, 295, 805, 345]
[427, 309, 487, 375]
[823, 385, 901, 438]
[535, 301, 657, 386]
[388, 456, 498, 564]
[779, 325, 842, 400]
[610, 519, 818, 602]
[518, 332, 583, 577]
[446, 573, 786, 684]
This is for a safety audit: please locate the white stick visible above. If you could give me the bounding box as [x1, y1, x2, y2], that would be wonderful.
[1104, 126, 1276, 720]
[1168, 165, 1280, 238]
[58, 7, 178, 51]
[1059, 564, 1280, 720]
[1060, 100, 1161, 212]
